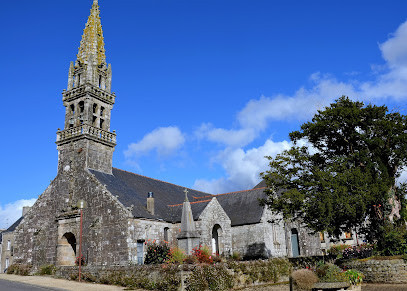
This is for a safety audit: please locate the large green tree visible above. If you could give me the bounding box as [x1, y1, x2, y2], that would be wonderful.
[261, 96, 407, 243]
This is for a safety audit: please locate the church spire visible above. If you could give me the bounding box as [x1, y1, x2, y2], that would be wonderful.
[77, 0, 106, 66]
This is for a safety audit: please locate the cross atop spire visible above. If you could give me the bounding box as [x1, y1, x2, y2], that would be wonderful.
[77, 0, 106, 66]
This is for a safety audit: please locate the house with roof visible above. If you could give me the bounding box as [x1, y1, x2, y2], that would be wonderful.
[5, 0, 325, 269]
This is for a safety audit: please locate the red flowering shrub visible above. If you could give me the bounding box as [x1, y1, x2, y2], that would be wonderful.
[192, 245, 213, 264]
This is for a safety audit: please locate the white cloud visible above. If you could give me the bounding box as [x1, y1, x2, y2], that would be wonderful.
[0, 198, 36, 230]
[195, 123, 257, 148]
[193, 139, 292, 193]
[125, 126, 185, 158]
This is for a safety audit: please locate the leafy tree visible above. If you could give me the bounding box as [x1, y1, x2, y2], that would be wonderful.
[261, 96, 407, 244]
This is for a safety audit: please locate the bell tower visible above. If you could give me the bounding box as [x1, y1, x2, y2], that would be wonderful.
[56, 0, 116, 174]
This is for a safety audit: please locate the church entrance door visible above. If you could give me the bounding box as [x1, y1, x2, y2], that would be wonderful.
[291, 229, 300, 257]
[211, 224, 222, 255]
[57, 232, 77, 266]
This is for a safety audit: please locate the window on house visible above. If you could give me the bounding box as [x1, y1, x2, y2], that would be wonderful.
[99, 75, 102, 88]
[5, 258, 9, 269]
[7, 240, 11, 251]
[93, 103, 97, 114]
[100, 119, 104, 129]
[164, 227, 169, 242]
[344, 232, 352, 239]
[100, 107, 105, 116]
[319, 232, 325, 242]
[79, 101, 85, 113]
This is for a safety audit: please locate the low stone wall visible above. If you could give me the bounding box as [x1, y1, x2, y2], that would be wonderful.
[54, 260, 291, 290]
[345, 259, 407, 283]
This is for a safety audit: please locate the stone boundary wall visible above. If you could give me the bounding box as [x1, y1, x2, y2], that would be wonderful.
[55, 262, 290, 290]
[346, 259, 407, 283]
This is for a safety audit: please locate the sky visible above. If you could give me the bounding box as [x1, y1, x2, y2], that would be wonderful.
[1, 0, 407, 228]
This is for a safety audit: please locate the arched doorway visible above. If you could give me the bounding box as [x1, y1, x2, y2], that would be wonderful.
[211, 224, 222, 255]
[57, 232, 77, 266]
[291, 229, 300, 257]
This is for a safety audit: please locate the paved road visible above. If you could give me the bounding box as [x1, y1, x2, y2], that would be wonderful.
[0, 279, 66, 291]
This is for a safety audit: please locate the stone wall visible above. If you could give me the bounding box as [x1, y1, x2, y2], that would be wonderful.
[13, 166, 132, 267]
[1, 232, 14, 271]
[196, 198, 232, 255]
[346, 259, 407, 283]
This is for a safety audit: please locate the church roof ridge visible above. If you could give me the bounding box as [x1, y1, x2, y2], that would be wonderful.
[216, 187, 267, 196]
[168, 199, 213, 207]
[77, 0, 106, 66]
[112, 167, 211, 196]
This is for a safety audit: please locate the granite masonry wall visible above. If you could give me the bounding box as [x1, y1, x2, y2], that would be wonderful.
[196, 198, 232, 256]
[13, 166, 132, 267]
[346, 259, 407, 283]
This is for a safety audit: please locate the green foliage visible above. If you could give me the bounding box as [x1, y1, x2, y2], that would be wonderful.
[316, 263, 347, 283]
[344, 269, 364, 285]
[6, 264, 32, 276]
[167, 246, 186, 264]
[226, 258, 291, 284]
[375, 222, 407, 256]
[38, 264, 56, 275]
[144, 241, 171, 264]
[327, 244, 350, 258]
[261, 96, 407, 242]
[186, 265, 234, 291]
[230, 251, 242, 261]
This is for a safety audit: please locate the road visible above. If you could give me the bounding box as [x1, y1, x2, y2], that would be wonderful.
[0, 279, 66, 291]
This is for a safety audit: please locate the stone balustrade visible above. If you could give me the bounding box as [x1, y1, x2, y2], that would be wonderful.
[56, 125, 116, 146]
[63, 84, 115, 104]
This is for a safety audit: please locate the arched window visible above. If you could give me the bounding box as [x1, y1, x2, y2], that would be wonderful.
[164, 227, 169, 242]
[291, 229, 300, 257]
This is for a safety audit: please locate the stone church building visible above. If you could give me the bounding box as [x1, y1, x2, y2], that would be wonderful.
[1, 0, 328, 269]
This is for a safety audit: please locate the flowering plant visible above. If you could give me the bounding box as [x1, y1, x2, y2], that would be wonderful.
[192, 245, 213, 264]
[144, 240, 171, 264]
[344, 269, 364, 285]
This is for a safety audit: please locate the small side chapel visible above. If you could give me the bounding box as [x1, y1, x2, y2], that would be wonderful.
[2, 0, 324, 269]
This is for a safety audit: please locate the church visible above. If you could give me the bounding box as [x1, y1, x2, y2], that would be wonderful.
[1, 0, 330, 269]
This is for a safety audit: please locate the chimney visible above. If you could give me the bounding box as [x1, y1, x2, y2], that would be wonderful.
[22, 206, 31, 217]
[147, 192, 154, 215]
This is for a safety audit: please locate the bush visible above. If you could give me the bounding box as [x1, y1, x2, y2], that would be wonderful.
[184, 255, 198, 264]
[167, 246, 186, 264]
[192, 245, 213, 264]
[39, 264, 56, 275]
[291, 269, 318, 290]
[342, 243, 374, 260]
[6, 264, 31, 276]
[186, 265, 233, 291]
[144, 241, 171, 264]
[375, 223, 407, 256]
[344, 269, 364, 285]
[316, 263, 347, 283]
[327, 244, 350, 258]
[230, 252, 242, 261]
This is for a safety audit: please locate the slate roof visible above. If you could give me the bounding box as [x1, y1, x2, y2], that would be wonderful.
[90, 168, 212, 222]
[215, 188, 267, 226]
[90, 167, 269, 226]
[4, 216, 23, 233]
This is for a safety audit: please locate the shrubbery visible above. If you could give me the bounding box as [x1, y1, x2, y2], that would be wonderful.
[144, 240, 171, 264]
[6, 264, 31, 276]
[291, 269, 318, 290]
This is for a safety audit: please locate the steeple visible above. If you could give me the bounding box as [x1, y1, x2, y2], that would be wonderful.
[56, 0, 116, 174]
[76, 0, 106, 66]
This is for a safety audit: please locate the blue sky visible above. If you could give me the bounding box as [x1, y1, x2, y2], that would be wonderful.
[1, 0, 407, 228]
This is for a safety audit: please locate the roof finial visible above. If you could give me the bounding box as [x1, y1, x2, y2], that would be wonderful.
[184, 188, 189, 202]
[76, 0, 106, 66]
